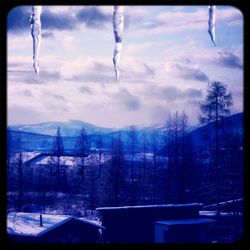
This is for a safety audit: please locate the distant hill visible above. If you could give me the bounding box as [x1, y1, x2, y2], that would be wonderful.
[187, 112, 243, 148]
[9, 130, 115, 154]
[9, 120, 115, 137]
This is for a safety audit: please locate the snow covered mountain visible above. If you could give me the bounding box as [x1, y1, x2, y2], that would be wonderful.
[9, 120, 197, 137]
[8, 121, 169, 153]
[9, 120, 116, 137]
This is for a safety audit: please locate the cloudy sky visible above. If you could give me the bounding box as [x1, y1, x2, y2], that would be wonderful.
[7, 5, 243, 128]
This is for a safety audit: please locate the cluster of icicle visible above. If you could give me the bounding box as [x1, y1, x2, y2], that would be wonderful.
[30, 5, 216, 77]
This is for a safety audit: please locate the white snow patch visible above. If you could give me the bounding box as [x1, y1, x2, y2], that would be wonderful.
[124, 153, 168, 163]
[199, 211, 243, 217]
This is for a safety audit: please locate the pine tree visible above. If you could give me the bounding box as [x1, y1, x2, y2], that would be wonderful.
[199, 81, 232, 207]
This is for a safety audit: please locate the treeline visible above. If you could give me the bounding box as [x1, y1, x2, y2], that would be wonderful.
[7, 81, 243, 214]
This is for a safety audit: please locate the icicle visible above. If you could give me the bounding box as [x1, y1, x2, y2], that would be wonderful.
[113, 6, 124, 80]
[30, 6, 42, 74]
[208, 5, 216, 46]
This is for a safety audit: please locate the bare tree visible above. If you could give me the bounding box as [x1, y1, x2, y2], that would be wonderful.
[140, 131, 148, 202]
[165, 111, 195, 203]
[105, 132, 126, 206]
[151, 129, 158, 202]
[165, 112, 180, 203]
[74, 128, 89, 182]
[7, 128, 14, 192]
[51, 126, 65, 192]
[95, 135, 103, 176]
[14, 135, 24, 211]
[127, 126, 140, 205]
[141, 131, 148, 183]
[127, 125, 138, 182]
[86, 163, 99, 214]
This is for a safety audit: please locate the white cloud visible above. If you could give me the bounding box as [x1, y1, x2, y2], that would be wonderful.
[130, 6, 242, 36]
[123, 41, 155, 57]
[164, 60, 209, 82]
[7, 6, 243, 127]
[61, 35, 78, 52]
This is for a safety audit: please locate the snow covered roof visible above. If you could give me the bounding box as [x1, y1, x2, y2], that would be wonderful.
[34, 153, 112, 167]
[97, 203, 203, 211]
[7, 212, 104, 237]
[155, 218, 215, 226]
[7, 212, 72, 237]
[10, 152, 41, 164]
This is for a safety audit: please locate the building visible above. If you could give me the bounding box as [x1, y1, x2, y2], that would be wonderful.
[97, 203, 214, 243]
[7, 212, 104, 243]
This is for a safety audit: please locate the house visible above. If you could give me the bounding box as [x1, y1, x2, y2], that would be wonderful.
[7, 212, 104, 243]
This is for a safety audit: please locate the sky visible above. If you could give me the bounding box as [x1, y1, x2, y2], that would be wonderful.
[7, 5, 243, 128]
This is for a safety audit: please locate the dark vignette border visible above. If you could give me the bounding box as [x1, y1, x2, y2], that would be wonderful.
[0, 0, 249, 250]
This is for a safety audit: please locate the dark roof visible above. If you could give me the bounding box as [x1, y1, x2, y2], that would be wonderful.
[155, 218, 215, 226]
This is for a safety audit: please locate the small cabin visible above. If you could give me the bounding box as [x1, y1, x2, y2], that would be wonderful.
[7, 212, 104, 243]
[155, 218, 214, 243]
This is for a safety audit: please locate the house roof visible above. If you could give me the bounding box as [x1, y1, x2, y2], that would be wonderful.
[97, 203, 203, 211]
[75, 217, 105, 229]
[7, 212, 104, 237]
[31, 153, 112, 167]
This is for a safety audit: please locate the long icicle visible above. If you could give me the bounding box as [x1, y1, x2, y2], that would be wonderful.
[208, 5, 216, 46]
[30, 6, 42, 74]
[113, 6, 124, 80]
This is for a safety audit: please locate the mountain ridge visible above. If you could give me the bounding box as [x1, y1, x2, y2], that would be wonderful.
[9, 119, 199, 137]
[8, 112, 243, 153]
